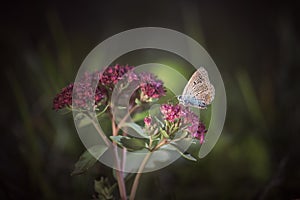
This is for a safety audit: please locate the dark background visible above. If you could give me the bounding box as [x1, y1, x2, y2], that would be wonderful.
[1, 0, 300, 199]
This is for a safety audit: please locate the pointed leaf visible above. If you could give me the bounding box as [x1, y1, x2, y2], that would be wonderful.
[160, 129, 169, 139]
[164, 144, 197, 162]
[120, 122, 148, 138]
[120, 137, 148, 151]
[132, 110, 148, 122]
[135, 98, 142, 106]
[71, 145, 107, 176]
[179, 152, 197, 161]
[110, 135, 125, 146]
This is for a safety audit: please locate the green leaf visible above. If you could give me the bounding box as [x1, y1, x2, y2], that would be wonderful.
[120, 137, 148, 151]
[120, 122, 148, 138]
[94, 177, 114, 200]
[71, 145, 107, 176]
[110, 135, 126, 147]
[160, 128, 169, 139]
[164, 144, 197, 162]
[110, 135, 148, 151]
[135, 98, 142, 106]
[132, 110, 148, 122]
[179, 152, 197, 161]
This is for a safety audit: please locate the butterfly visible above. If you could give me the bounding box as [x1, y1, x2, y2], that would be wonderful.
[177, 67, 215, 109]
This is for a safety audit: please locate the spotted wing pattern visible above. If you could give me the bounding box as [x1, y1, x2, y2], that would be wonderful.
[180, 67, 215, 108]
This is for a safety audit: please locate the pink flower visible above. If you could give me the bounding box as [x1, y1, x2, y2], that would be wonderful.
[191, 123, 207, 144]
[160, 104, 182, 122]
[53, 72, 107, 111]
[53, 83, 73, 110]
[139, 73, 166, 101]
[159, 103, 207, 143]
[181, 109, 199, 134]
[181, 108, 207, 144]
[144, 116, 152, 127]
[53, 65, 167, 111]
[100, 64, 134, 89]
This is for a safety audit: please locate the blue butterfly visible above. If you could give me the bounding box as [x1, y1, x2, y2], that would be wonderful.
[178, 67, 215, 109]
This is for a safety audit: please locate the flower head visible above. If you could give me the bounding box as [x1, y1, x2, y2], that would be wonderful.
[181, 108, 199, 134]
[53, 83, 73, 110]
[72, 83, 107, 110]
[139, 72, 166, 102]
[160, 104, 182, 122]
[144, 116, 152, 127]
[159, 103, 207, 143]
[53, 72, 107, 111]
[100, 64, 134, 89]
[122, 70, 139, 82]
[181, 108, 207, 144]
[192, 123, 207, 144]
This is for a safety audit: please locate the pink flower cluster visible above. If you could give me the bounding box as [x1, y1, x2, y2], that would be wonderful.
[53, 84, 73, 110]
[160, 104, 182, 122]
[53, 64, 166, 111]
[158, 104, 207, 144]
[140, 73, 166, 101]
[192, 123, 207, 144]
[100, 64, 134, 89]
[53, 72, 107, 111]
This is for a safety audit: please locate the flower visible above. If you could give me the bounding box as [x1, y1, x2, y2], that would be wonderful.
[72, 83, 107, 110]
[122, 70, 139, 83]
[160, 104, 182, 122]
[139, 73, 166, 101]
[159, 103, 207, 144]
[53, 83, 73, 110]
[53, 84, 107, 111]
[181, 107, 207, 144]
[144, 116, 152, 127]
[100, 64, 134, 89]
[71, 71, 107, 110]
[181, 108, 199, 134]
[192, 123, 207, 144]
[53, 72, 107, 111]
[53, 65, 167, 111]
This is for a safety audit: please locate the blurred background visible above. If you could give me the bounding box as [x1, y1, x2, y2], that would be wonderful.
[1, 0, 300, 199]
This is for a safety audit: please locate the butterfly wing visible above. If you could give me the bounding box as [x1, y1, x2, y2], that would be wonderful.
[182, 67, 215, 107]
[182, 67, 207, 96]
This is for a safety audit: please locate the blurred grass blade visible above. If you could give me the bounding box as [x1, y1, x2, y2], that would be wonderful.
[236, 70, 266, 128]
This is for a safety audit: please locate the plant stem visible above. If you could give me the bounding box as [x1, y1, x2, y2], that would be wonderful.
[153, 139, 168, 151]
[88, 112, 126, 199]
[129, 152, 152, 200]
[122, 145, 127, 174]
[88, 113, 111, 147]
[89, 103, 140, 200]
[112, 118, 127, 200]
[115, 105, 139, 133]
[114, 167, 127, 200]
